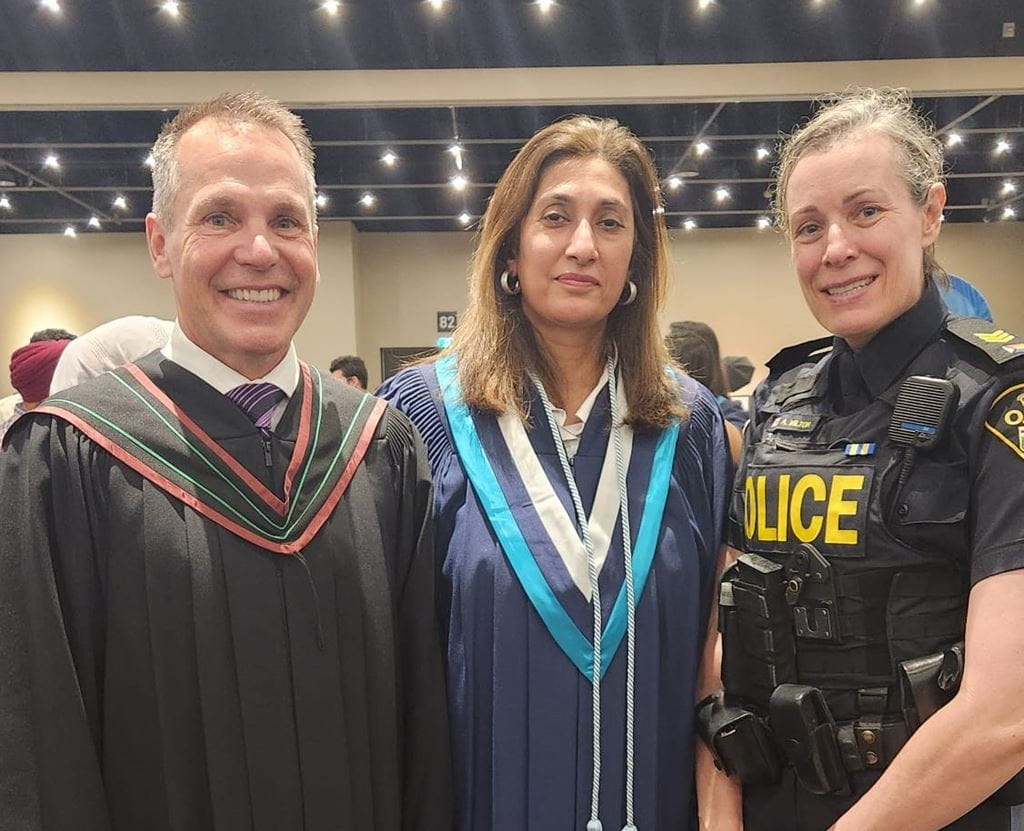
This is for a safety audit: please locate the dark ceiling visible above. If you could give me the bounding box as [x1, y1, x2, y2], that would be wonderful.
[1, 0, 1022, 234]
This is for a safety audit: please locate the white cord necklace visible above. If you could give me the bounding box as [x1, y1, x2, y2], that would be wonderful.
[529, 353, 639, 831]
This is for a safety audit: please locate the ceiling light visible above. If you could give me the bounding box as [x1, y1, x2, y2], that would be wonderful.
[537, 0, 555, 12]
[683, 219, 697, 231]
[63, 225, 76, 238]
[694, 141, 710, 156]
[913, 0, 927, 6]
[40, 0, 61, 13]
[1001, 181, 1017, 195]
[448, 143, 464, 171]
[668, 176, 682, 190]
[160, 1, 180, 17]
[697, 0, 713, 9]
[756, 216, 771, 230]
[43, 154, 60, 170]
[381, 150, 398, 166]
[144, 152, 156, 168]
[714, 187, 731, 202]
[428, 0, 445, 8]
[946, 132, 962, 148]
[315, 192, 329, 208]
[112, 195, 128, 210]
[321, 0, 340, 14]
[756, 146, 771, 161]
[359, 192, 377, 208]
[1003, 207, 1017, 220]
[450, 174, 468, 191]
[995, 139, 1012, 155]
[88, 216, 101, 229]
[458, 211, 472, 225]
[0, 196, 10, 211]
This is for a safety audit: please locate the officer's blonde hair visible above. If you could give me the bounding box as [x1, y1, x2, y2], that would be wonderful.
[772, 87, 948, 287]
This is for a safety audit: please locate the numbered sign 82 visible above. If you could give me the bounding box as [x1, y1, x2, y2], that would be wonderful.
[437, 311, 458, 333]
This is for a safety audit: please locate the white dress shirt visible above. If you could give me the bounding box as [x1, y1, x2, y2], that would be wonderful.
[161, 323, 299, 430]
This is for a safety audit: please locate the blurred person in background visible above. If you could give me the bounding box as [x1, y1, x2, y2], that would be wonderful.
[48, 315, 173, 395]
[0, 328, 75, 444]
[330, 354, 368, 389]
[666, 319, 747, 464]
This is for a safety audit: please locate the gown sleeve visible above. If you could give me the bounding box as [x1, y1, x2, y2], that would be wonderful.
[377, 405, 454, 831]
[674, 377, 733, 632]
[0, 415, 112, 831]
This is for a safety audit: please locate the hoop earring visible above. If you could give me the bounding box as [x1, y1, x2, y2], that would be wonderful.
[500, 270, 521, 296]
[619, 280, 637, 306]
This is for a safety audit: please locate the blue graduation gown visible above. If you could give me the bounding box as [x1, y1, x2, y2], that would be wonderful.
[378, 363, 729, 831]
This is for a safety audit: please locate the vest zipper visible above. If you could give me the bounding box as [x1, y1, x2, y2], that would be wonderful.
[262, 437, 273, 468]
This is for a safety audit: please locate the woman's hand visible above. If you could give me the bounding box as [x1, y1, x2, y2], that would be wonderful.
[696, 546, 744, 831]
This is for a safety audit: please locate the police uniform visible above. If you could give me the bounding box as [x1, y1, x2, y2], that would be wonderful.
[720, 280, 1024, 831]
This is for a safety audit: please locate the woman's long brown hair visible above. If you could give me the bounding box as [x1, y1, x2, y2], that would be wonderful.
[443, 115, 682, 432]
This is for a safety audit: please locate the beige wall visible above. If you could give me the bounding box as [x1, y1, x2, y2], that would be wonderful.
[355, 221, 1024, 390]
[2, 221, 1022, 396]
[355, 231, 475, 389]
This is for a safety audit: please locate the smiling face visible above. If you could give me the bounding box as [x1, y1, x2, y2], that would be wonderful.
[507, 155, 635, 347]
[785, 130, 945, 349]
[145, 118, 318, 379]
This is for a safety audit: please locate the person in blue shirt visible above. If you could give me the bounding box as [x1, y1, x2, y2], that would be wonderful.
[941, 274, 993, 321]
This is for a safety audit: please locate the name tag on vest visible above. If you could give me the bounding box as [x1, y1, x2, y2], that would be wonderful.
[769, 414, 821, 434]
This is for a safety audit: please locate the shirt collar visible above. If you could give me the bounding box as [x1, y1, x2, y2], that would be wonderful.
[835, 278, 947, 400]
[161, 322, 300, 397]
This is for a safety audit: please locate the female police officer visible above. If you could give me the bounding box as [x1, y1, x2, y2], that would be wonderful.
[702, 88, 1024, 831]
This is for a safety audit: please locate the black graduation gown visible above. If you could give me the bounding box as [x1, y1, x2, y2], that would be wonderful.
[0, 353, 452, 831]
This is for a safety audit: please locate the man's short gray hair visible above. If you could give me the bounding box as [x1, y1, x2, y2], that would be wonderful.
[150, 91, 317, 223]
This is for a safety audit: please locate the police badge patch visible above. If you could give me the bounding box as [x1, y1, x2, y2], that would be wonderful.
[985, 383, 1024, 461]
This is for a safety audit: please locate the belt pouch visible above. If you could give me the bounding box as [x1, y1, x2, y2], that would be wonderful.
[770, 684, 849, 795]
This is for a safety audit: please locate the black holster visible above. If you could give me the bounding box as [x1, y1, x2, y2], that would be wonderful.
[696, 691, 781, 785]
[899, 642, 1024, 805]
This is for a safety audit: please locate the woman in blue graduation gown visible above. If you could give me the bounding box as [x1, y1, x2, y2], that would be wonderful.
[379, 116, 735, 831]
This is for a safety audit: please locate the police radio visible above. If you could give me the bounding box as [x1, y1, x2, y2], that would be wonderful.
[887, 376, 959, 521]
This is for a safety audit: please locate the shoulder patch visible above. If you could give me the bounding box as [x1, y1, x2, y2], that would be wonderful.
[947, 317, 1024, 365]
[985, 383, 1024, 461]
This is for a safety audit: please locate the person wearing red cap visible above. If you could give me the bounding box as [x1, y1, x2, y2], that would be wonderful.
[0, 328, 75, 445]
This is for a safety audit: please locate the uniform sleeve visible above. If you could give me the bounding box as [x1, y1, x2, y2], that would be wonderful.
[378, 408, 454, 831]
[969, 374, 1024, 584]
[0, 417, 111, 830]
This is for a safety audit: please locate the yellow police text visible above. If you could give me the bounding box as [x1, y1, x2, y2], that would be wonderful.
[744, 472, 866, 546]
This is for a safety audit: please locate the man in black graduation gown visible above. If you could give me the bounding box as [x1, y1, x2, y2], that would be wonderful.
[0, 92, 452, 831]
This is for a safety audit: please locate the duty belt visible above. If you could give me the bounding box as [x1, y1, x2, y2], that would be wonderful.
[835, 718, 909, 774]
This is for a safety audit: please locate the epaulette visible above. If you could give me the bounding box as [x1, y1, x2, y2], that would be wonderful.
[946, 317, 1024, 365]
[765, 336, 834, 377]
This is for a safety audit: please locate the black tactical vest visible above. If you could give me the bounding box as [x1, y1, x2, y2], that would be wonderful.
[725, 331, 989, 722]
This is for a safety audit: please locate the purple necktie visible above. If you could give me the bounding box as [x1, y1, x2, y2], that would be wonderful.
[226, 382, 286, 435]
